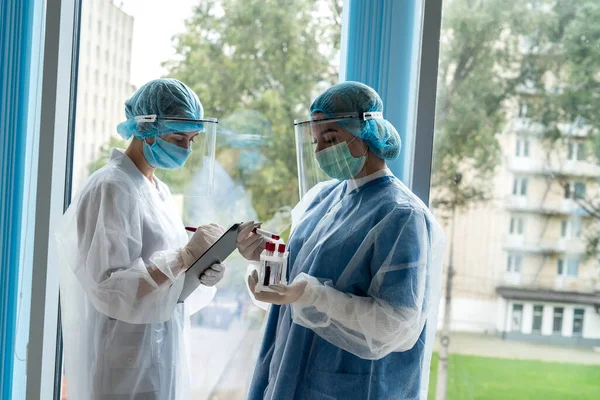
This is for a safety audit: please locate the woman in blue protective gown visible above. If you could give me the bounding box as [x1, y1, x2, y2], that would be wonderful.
[237, 81, 445, 400]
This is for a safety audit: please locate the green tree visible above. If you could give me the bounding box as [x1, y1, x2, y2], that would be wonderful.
[88, 136, 129, 175]
[431, 0, 532, 215]
[163, 0, 342, 221]
[518, 1, 600, 264]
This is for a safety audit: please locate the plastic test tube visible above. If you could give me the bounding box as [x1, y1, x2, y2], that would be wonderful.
[253, 227, 280, 241]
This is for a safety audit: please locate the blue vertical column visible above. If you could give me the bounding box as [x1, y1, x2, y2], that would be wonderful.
[0, 0, 37, 398]
[340, 0, 422, 183]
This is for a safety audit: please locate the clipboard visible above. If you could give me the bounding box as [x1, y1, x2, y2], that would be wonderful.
[178, 223, 240, 302]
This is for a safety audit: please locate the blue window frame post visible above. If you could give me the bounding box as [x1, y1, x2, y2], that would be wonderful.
[0, 1, 40, 397]
[340, 0, 443, 204]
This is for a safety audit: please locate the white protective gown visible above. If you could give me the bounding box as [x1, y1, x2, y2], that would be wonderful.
[56, 149, 215, 399]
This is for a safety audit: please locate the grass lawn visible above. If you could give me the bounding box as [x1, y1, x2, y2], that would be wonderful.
[428, 353, 600, 400]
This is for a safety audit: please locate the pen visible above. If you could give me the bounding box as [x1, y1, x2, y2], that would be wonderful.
[185, 222, 261, 233]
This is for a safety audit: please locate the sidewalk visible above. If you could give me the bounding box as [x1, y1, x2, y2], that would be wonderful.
[436, 333, 600, 365]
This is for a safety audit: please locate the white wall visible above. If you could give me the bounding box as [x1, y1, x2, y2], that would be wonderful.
[541, 304, 554, 335]
[522, 303, 533, 334]
[583, 306, 600, 339]
[562, 307, 574, 337]
[497, 301, 600, 340]
[438, 296, 500, 334]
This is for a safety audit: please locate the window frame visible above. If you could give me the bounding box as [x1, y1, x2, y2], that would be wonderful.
[24, 0, 81, 399]
[513, 177, 528, 197]
[28, 0, 448, 398]
[532, 304, 544, 333]
[553, 307, 564, 334]
[511, 304, 524, 332]
[507, 253, 522, 273]
[572, 308, 585, 337]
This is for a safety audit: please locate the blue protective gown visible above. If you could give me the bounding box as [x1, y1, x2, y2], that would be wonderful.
[248, 173, 445, 400]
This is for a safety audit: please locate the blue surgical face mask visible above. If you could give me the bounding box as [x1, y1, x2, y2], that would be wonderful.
[142, 136, 191, 169]
[314, 137, 367, 180]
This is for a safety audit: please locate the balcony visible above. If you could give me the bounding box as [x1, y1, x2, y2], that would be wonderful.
[504, 236, 585, 256]
[511, 118, 545, 136]
[508, 158, 600, 179]
[505, 196, 591, 217]
[509, 118, 596, 138]
[557, 122, 594, 138]
[496, 286, 600, 305]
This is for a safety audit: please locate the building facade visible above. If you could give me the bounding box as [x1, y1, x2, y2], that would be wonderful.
[72, 0, 134, 192]
[437, 113, 600, 348]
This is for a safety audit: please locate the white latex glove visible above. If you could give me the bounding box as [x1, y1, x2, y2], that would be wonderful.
[200, 263, 226, 287]
[247, 270, 307, 305]
[179, 223, 226, 272]
[237, 221, 267, 261]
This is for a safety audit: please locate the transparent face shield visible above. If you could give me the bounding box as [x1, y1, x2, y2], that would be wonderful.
[294, 112, 382, 197]
[134, 114, 217, 224]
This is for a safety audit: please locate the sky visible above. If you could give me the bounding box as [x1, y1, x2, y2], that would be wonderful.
[117, 0, 339, 88]
[119, 0, 200, 87]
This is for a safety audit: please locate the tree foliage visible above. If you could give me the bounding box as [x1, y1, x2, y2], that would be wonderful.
[431, 0, 532, 213]
[163, 0, 342, 220]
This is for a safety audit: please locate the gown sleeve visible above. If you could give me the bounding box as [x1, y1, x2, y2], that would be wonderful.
[290, 207, 445, 360]
[56, 179, 188, 324]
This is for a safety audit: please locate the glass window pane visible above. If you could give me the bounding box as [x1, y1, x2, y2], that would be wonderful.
[63, 1, 343, 398]
[532, 305, 544, 333]
[574, 182, 586, 198]
[573, 308, 584, 336]
[521, 179, 528, 195]
[518, 218, 524, 234]
[511, 304, 523, 332]
[557, 259, 564, 275]
[553, 308, 564, 334]
[567, 259, 579, 277]
[578, 143, 587, 161]
[429, 0, 600, 397]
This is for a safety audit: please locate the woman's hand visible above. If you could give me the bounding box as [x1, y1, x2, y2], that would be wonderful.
[247, 270, 308, 305]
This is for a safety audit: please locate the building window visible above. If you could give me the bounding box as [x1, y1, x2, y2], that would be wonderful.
[574, 182, 586, 199]
[518, 101, 529, 118]
[567, 142, 586, 161]
[557, 258, 579, 277]
[567, 259, 579, 277]
[507, 254, 522, 273]
[562, 218, 582, 238]
[553, 307, 564, 334]
[509, 216, 525, 235]
[532, 305, 543, 333]
[573, 308, 584, 337]
[511, 304, 523, 332]
[557, 259, 563, 275]
[564, 182, 586, 199]
[516, 138, 530, 158]
[513, 177, 528, 196]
